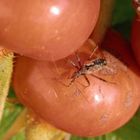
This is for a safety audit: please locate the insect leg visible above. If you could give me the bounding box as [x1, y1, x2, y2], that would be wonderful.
[90, 74, 115, 84]
[68, 77, 76, 87]
[83, 75, 90, 87]
[90, 74, 108, 83]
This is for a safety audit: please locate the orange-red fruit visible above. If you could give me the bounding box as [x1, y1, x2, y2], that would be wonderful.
[131, 16, 140, 66]
[0, 0, 100, 61]
[13, 33, 140, 137]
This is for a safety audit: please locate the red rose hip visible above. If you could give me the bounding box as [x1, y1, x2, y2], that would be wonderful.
[0, 0, 100, 61]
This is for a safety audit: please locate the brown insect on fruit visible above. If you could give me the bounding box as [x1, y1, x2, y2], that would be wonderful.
[68, 45, 110, 86]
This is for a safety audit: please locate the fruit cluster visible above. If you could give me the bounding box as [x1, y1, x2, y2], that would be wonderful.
[0, 0, 140, 137]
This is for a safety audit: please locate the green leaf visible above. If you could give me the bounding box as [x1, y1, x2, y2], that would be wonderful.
[112, 0, 135, 26]
[111, 0, 135, 39]
[10, 129, 25, 140]
[0, 103, 24, 139]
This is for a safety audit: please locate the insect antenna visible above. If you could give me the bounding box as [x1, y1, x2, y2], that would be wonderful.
[88, 39, 107, 60]
[68, 59, 80, 70]
[89, 46, 99, 59]
[75, 52, 82, 67]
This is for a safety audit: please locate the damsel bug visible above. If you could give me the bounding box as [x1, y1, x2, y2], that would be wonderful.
[68, 44, 109, 86]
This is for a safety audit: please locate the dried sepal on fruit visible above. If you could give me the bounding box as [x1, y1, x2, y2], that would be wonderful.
[0, 47, 13, 121]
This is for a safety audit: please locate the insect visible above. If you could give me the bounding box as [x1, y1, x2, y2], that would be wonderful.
[68, 50, 109, 86]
